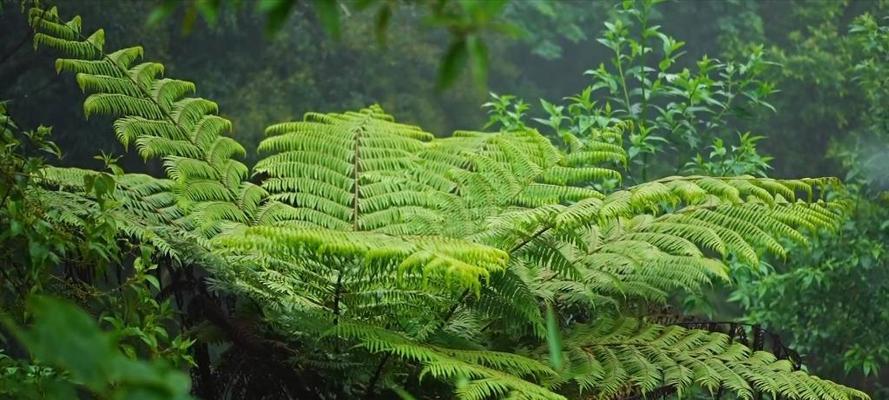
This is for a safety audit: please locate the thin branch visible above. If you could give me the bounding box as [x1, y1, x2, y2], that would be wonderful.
[0, 8, 46, 66]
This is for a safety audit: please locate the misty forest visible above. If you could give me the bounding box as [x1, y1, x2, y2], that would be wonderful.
[0, 0, 888, 399]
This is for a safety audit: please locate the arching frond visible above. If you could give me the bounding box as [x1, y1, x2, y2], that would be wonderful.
[554, 318, 869, 400]
[256, 106, 450, 235]
[336, 323, 565, 400]
[30, 9, 253, 237]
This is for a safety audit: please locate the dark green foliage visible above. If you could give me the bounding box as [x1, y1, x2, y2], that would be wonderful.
[150, 0, 515, 89]
[477, 1, 889, 394]
[523, 0, 775, 184]
[727, 6, 889, 393]
[0, 101, 193, 399]
[731, 188, 889, 386]
[2, 296, 192, 400]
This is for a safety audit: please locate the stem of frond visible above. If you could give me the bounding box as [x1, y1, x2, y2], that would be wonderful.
[509, 224, 552, 254]
[352, 122, 365, 230]
[332, 269, 343, 326]
[363, 353, 391, 400]
[427, 223, 554, 351]
[442, 288, 470, 323]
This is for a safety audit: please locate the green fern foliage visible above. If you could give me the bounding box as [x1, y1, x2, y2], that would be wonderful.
[219, 109, 858, 400]
[255, 106, 449, 234]
[30, 6, 257, 238]
[554, 318, 869, 400]
[27, 5, 870, 400]
[37, 166, 189, 259]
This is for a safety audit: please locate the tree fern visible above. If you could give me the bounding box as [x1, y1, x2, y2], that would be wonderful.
[27, 5, 870, 400]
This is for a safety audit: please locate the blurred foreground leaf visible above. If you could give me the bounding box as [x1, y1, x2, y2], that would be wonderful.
[3, 296, 193, 400]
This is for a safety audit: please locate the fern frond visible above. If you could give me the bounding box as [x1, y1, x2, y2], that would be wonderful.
[30, 7, 255, 237]
[256, 108, 455, 236]
[336, 323, 566, 400]
[553, 318, 869, 400]
[35, 167, 187, 259]
[212, 225, 508, 294]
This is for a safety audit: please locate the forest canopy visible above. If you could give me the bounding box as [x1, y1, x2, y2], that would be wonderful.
[0, 0, 887, 399]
